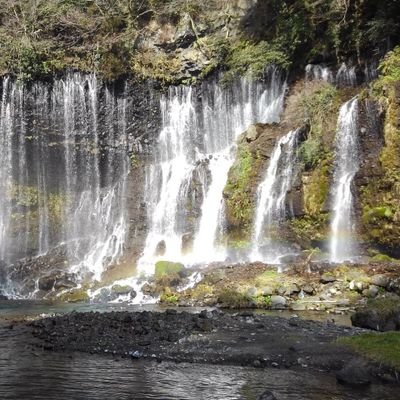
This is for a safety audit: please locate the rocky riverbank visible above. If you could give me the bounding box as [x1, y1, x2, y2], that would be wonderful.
[142, 260, 400, 313]
[26, 308, 400, 386]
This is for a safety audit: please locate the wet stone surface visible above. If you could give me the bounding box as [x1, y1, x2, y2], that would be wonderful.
[29, 309, 368, 373]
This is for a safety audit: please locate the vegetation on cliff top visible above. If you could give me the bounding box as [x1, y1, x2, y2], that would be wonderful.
[1, 0, 399, 82]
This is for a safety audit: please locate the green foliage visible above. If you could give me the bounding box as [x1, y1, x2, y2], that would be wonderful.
[223, 40, 290, 82]
[252, 295, 272, 308]
[298, 137, 323, 169]
[131, 49, 181, 84]
[160, 292, 179, 305]
[155, 261, 184, 279]
[242, 0, 400, 66]
[339, 332, 400, 369]
[374, 47, 400, 90]
[299, 83, 340, 138]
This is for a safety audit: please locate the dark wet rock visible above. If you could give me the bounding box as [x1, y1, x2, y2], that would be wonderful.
[351, 303, 400, 331]
[54, 278, 77, 291]
[0, 294, 8, 300]
[336, 360, 371, 386]
[38, 275, 56, 291]
[257, 390, 277, 400]
[387, 278, 400, 295]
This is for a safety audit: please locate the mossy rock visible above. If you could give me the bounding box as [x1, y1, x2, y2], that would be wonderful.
[59, 288, 90, 303]
[155, 261, 184, 279]
[111, 284, 134, 295]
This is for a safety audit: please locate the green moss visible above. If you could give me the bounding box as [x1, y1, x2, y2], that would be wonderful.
[371, 253, 396, 262]
[339, 332, 400, 369]
[254, 270, 279, 287]
[59, 288, 90, 303]
[290, 214, 329, 244]
[160, 292, 179, 305]
[131, 49, 182, 84]
[223, 144, 260, 230]
[303, 161, 331, 215]
[155, 261, 184, 279]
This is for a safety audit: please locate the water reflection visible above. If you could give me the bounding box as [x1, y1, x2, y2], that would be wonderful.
[0, 302, 398, 400]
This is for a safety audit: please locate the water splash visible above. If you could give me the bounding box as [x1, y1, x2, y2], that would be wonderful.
[329, 98, 359, 263]
[0, 74, 129, 291]
[250, 130, 299, 263]
[139, 72, 286, 274]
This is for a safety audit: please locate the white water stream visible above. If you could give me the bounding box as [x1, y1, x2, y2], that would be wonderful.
[330, 98, 359, 262]
[139, 72, 286, 274]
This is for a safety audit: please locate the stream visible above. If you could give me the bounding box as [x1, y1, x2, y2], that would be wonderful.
[0, 301, 399, 400]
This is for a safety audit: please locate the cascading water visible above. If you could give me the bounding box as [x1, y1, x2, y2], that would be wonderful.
[305, 63, 359, 87]
[250, 129, 299, 263]
[329, 98, 359, 263]
[0, 74, 129, 294]
[139, 71, 286, 274]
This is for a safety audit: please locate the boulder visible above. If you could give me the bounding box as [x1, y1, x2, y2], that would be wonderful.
[320, 273, 336, 284]
[370, 274, 389, 288]
[351, 298, 400, 331]
[111, 284, 136, 297]
[38, 275, 56, 291]
[245, 124, 262, 142]
[261, 286, 274, 296]
[336, 360, 371, 386]
[155, 261, 184, 279]
[54, 278, 77, 291]
[257, 390, 278, 400]
[302, 284, 314, 295]
[285, 283, 300, 296]
[271, 295, 286, 309]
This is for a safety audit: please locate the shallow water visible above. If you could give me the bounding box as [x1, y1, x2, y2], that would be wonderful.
[0, 301, 398, 400]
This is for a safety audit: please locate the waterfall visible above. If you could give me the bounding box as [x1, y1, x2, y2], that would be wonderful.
[305, 63, 358, 87]
[250, 130, 299, 263]
[329, 98, 359, 263]
[139, 71, 286, 274]
[0, 74, 129, 291]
